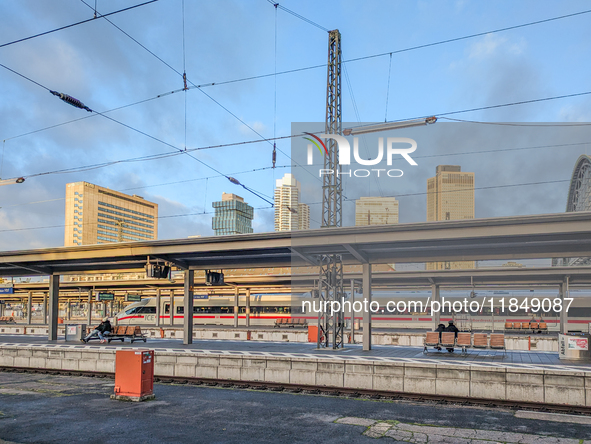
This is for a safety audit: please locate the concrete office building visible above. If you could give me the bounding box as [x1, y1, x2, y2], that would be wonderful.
[355, 197, 399, 226]
[274, 173, 310, 231]
[426, 165, 475, 270]
[65, 182, 158, 246]
[212, 193, 254, 235]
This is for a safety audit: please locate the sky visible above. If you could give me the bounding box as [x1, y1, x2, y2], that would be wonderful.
[1, 0, 591, 252]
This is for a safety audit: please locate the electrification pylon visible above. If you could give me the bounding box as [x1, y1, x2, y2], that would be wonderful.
[317, 29, 345, 349]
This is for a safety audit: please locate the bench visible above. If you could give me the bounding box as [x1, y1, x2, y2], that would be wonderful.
[424, 332, 505, 355]
[456, 332, 472, 354]
[86, 325, 147, 343]
[0, 316, 16, 324]
[505, 321, 548, 334]
[274, 318, 307, 328]
[423, 332, 464, 353]
[108, 326, 147, 343]
[490, 333, 506, 354]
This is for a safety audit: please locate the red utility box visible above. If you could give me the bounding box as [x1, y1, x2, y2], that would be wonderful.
[308, 325, 323, 343]
[111, 350, 155, 402]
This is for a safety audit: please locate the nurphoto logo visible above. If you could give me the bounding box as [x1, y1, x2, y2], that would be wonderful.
[303, 132, 418, 178]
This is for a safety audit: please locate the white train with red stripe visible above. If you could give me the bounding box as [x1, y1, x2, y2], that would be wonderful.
[114, 289, 591, 331]
[115, 293, 299, 326]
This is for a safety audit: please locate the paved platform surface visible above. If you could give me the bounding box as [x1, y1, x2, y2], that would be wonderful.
[1, 334, 589, 372]
[1, 372, 591, 443]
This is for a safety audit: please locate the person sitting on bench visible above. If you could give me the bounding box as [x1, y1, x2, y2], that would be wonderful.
[434, 323, 445, 351]
[82, 317, 112, 343]
[444, 320, 459, 352]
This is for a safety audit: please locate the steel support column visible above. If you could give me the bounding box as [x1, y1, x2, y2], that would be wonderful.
[169, 290, 174, 326]
[362, 263, 372, 351]
[155, 288, 161, 327]
[560, 277, 569, 334]
[43, 293, 47, 324]
[316, 30, 344, 349]
[318, 254, 344, 349]
[48, 275, 59, 341]
[350, 279, 355, 343]
[322, 29, 342, 229]
[86, 290, 92, 326]
[183, 270, 194, 345]
[245, 288, 251, 328]
[26, 291, 32, 325]
[431, 284, 440, 331]
[234, 287, 239, 328]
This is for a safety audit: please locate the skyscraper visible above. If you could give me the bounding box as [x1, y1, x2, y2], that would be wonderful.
[274, 173, 310, 231]
[65, 181, 158, 246]
[212, 193, 254, 235]
[355, 197, 399, 226]
[426, 165, 475, 270]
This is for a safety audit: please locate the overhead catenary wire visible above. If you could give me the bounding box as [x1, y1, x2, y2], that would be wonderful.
[384, 53, 393, 123]
[4, 2, 591, 144]
[266, 0, 329, 32]
[82, 0, 318, 186]
[0, 63, 274, 206]
[144, 8, 591, 91]
[0, 0, 160, 49]
[3, 1, 591, 185]
[1, 165, 290, 210]
[9, 136, 591, 206]
[439, 117, 591, 127]
[2, 54, 590, 181]
[343, 63, 384, 198]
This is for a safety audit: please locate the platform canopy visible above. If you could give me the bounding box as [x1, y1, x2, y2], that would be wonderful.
[1, 212, 591, 277]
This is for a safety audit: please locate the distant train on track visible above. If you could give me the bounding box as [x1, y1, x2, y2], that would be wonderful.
[114, 289, 591, 331]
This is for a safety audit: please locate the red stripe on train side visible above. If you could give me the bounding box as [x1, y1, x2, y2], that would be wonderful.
[117, 315, 145, 321]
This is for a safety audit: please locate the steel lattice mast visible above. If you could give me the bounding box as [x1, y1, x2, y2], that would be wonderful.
[317, 29, 345, 349]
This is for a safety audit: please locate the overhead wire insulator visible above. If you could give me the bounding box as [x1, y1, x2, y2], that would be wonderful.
[227, 177, 240, 185]
[183, 72, 188, 91]
[49, 90, 92, 112]
[272, 143, 276, 168]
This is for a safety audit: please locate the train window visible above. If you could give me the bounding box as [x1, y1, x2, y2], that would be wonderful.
[568, 307, 591, 317]
[164, 304, 170, 314]
[137, 306, 156, 314]
[125, 307, 139, 315]
[177, 306, 184, 314]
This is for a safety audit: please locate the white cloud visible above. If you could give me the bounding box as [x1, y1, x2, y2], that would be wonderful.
[238, 120, 267, 136]
[468, 33, 526, 59]
[558, 104, 591, 122]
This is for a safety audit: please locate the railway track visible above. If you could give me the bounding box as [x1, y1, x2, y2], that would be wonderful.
[2, 365, 591, 416]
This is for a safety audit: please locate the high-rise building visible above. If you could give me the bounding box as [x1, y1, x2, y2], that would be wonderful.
[355, 197, 399, 226]
[65, 182, 158, 246]
[274, 173, 310, 231]
[426, 165, 475, 270]
[212, 193, 254, 235]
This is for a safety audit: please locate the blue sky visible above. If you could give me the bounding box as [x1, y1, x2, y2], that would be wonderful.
[1, 0, 590, 250]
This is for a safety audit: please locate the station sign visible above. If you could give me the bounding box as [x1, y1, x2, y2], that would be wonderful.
[0, 284, 14, 295]
[96, 292, 115, 301]
[126, 294, 142, 302]
[194, 294, 209, 300]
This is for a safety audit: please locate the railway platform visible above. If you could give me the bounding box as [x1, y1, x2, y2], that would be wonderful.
[0, 323, 561, 351]
[2, 334, 591, 408]
[0, 334, 578, 367]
